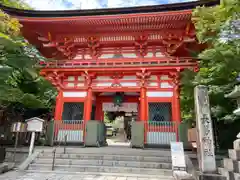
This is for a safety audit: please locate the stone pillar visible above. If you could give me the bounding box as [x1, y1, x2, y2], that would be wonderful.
[194, 85, 216, 173]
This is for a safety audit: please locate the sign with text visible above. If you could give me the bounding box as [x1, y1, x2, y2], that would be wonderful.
[170, 142, 186, 171]
[102, 103, 138, 112]
[25, 117, 44, 132]
[194, 85, 216, 173]
[11, 122, 27, 132]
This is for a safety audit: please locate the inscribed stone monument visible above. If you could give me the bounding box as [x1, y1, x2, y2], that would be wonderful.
[194, 85, 216, 173]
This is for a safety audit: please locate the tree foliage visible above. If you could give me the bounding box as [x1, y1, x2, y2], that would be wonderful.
[0, 1, 57, 111]
[1, 0, 31, 9]
[181, 0, 240, 123]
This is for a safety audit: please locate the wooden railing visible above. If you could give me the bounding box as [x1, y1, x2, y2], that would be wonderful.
[38, 57, 197, 68]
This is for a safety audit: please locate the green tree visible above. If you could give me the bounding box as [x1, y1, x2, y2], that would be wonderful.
[0, 1, 57, 110]
[181, 0, 240, 123]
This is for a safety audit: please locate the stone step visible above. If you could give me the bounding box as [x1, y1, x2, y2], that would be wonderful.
[229, 149, 240, 161]
[223, 158, 240, 173]
[218, 167, 231, 180]
[33, 158, 172, 169]
[51, 150, 173, 157]
[25, 170, 174, 179]
[39, 153, 172, 162]
[233, 173, 240, 180]
[51, 147, 196, 157]
[218, 167, 240, 180]
[28, 163, 173, 175]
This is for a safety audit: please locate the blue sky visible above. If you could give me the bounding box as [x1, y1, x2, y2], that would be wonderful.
[23, 0, 196, 10]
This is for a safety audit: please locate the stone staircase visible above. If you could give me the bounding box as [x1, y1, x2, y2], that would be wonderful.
[4, 148, 28, 166]
[219, 138, 240, 180]
[27, 147, 175, 179]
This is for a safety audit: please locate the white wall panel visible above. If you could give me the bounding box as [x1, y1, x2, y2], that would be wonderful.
[96, 83, 112, 87]
[160, 82, 173, 88]
[63, 92, 87, 97]
[147, 91, 173, 97]
[120, 82, 137, 87]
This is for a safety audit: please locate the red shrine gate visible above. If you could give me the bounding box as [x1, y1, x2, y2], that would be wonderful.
[1, 0, 218, 146]
[50, 71, 185, 145]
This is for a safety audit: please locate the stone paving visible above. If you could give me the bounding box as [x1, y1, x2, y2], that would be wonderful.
[0, 171, 167, 180]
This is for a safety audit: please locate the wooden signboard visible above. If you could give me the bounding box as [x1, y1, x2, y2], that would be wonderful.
[25, 117, 44, 156]
[26, 117, 44, 132]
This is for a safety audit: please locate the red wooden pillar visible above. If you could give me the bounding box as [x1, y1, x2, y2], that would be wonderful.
[140, 87, 147, 121]
[137, 102, 140, 121]
[175, 87, 181, 123]
[84, 87, 93, 121]
[95, 98, 103, 121]
[173, 71, 181, 141]
[83, 72, 94, 122]
[99, 102, 103, 121]
[173, 87, 181, 142]
[140, 87, 148, 144]
[54, 91, 63, 120]
[83, 87, 92, 143]
[95, 96, 99, 120]
[137, 70, 150, 145]
[54, 91, 63, 142]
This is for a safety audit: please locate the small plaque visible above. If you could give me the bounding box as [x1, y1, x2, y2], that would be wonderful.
[25, 117, 44, 132]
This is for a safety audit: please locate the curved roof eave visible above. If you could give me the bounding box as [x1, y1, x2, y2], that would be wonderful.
[0, 0, 219, 18]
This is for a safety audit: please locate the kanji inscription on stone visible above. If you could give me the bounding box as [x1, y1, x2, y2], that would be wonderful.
[194, 85, 216, 173]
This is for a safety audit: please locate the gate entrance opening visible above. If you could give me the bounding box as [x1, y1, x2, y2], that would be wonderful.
[104, 111, 137, 146]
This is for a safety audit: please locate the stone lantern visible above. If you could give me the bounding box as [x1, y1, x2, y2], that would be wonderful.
[225, 85, 240, 148]
[225, 85, 240, 116]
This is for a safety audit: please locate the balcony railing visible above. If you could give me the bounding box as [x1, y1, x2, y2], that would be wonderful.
[38, 57, 197, 69]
